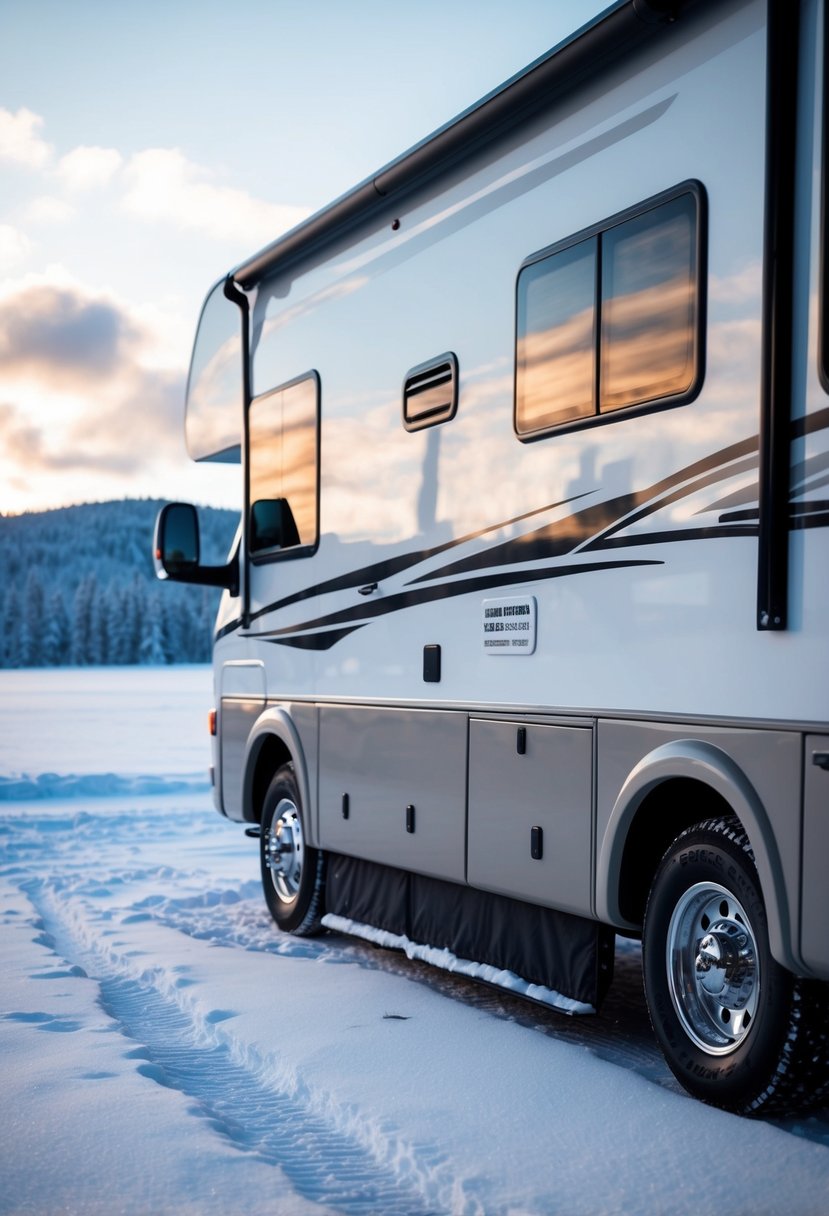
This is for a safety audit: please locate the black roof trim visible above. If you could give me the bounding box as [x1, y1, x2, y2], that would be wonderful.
[232, 0, 708, 291]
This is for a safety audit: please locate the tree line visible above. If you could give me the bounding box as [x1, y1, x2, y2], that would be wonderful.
[0, 499, 237, 668]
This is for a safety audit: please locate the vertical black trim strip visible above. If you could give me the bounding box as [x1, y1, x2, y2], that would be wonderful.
[757, 0, 800, 630]
[224, 276, 252, 628]
[816, 0, 821, 389]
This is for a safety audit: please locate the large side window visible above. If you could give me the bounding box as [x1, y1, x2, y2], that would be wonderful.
[248, 371, 319, 556]
[515, 184, 704, 439]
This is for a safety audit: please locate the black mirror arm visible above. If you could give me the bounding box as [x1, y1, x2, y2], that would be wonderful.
[165, 552, 239, 597]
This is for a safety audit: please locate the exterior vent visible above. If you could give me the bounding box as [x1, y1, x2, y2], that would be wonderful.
[403, 352, 458, 431]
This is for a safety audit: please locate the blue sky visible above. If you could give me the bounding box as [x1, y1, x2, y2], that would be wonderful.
[1, 0, 602, 515]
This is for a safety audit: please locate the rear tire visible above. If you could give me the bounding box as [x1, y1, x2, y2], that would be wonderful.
[260, 764, 325, 936]
[643, 816, 829, 1115]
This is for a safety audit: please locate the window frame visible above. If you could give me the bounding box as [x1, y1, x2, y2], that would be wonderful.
[514, 180, 707, 442]
[246, 369, 321, 565]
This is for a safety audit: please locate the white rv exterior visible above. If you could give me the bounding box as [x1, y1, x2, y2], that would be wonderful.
[155, 0, 829, 1113]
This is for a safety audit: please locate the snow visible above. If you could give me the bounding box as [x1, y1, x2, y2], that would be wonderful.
[1, 667, 828, 1215]
[321, 914, 595, 1015]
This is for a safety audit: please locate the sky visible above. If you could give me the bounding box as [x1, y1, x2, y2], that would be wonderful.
[0, 0, 604, 517]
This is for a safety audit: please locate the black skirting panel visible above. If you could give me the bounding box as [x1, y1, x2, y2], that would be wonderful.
[326, 852, 615, 1011]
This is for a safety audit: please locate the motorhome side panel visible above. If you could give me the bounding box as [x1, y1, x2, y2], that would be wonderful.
[225, 0, 829, 732]
[156, 0, 829, 1115]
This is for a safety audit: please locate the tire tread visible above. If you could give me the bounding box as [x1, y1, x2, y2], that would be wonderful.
[645, 815, 829, 1116]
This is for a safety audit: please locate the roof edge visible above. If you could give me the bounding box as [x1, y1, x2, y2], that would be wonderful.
[233, 0, 707, 290]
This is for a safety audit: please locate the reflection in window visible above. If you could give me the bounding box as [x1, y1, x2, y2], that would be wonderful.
[601, 195, 696, 411]
[515, 187, 701, 437]
[516, 240, 597, 433]
[185, 279, 243, 463]
[248, 373, 319, 555]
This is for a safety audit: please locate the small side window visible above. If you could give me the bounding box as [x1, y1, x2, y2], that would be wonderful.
[248, 372, 319, 556]
[403, 353, 458, 431]
[515, 184, 704, 439]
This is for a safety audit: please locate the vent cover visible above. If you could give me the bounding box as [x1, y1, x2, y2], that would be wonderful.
[403, 352, 458, 431]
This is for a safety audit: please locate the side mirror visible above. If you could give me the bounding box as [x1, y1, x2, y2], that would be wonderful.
[153, 502, 240, 595]
[154, 502, 200, 578]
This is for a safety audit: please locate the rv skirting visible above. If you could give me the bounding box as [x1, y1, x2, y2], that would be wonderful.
[323, 853, 615, 1013]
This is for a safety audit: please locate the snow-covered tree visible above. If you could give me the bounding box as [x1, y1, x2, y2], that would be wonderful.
[42, 589, 71, 666]
[0, 499, 237, 668]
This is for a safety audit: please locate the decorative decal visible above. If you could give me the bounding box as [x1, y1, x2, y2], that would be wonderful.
[211, 413, 829, 650]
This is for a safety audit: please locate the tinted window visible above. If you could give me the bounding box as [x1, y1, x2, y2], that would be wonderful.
[601, 194, 697, 411]
[515, 185, 703, 438]
[516, 239, 597, 434]
[248, 373, 319, 555]
[185, 279, 243, 463]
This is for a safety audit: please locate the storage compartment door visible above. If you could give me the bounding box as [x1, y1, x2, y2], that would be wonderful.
[319, 705, 467, 884]
[802, 735, 829, 974]
[468, 719, 592, 915]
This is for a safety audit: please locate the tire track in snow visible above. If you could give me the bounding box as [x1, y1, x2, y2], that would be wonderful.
[23, 880, 463, 1216]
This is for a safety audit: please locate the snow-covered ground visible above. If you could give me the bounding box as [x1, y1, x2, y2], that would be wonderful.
[1, 667, 828, 1216]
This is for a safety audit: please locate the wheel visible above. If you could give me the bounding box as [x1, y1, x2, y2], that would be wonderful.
[259, 764, 325, 935]
[643, 816, 829, 1115]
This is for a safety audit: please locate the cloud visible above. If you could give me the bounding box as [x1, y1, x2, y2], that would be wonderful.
[64, 363, 186, 471]
[121, 148, 309, 246]
[2, 106, 304, 252]
[0, 364, 185, 477]
[0, 401, 51, 465]
[0, 282, 142, 387]
[27, 195, 75, 225]
[0, 225, 32, 272]
[0, 276, 189, 493]
[0, 107, 53, 168]
[57, 145, 123, 191]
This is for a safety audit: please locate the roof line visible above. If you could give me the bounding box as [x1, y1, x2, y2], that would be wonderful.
[232, 0, 706, 290]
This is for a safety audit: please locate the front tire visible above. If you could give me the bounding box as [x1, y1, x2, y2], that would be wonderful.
[643, 817, 829, 1115]
[260, 764, 325, 935]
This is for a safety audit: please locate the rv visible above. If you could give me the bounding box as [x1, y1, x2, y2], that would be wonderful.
[154, 0, 829, 1114]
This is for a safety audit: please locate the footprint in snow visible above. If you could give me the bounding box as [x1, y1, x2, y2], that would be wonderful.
[3, 1011, 82, 1032]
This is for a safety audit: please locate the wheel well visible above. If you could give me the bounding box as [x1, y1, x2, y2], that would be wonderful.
[249, 734, 292, 824]
[617, 777, 735, 926]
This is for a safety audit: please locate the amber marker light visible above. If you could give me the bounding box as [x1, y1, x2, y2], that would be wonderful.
[208, 708, 217, 737]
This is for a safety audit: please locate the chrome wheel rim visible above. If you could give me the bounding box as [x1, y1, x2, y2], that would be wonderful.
[264, 797, 304, 905]
[666, 881, 759, 1056]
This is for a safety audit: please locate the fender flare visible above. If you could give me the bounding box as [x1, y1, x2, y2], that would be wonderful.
[595, 739, 796, 972]
[241, 707, 314, 841]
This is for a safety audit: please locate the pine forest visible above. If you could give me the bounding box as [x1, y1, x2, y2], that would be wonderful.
[0, 500, 238, 667]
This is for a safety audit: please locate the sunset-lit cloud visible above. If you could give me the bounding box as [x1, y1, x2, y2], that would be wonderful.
[0, 281, 142, 386]
[0, 274, 190, 510]
[121, 148, 309, 246]
[0, 96, 311, 512]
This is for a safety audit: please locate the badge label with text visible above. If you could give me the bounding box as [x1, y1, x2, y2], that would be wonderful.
[482, 596, 536, 655]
